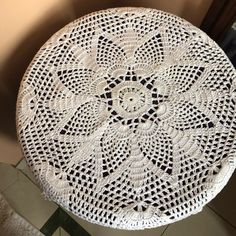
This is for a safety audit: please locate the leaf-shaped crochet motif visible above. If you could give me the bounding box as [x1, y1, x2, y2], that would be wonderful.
[134, 33, 164, 66]
[60, 100, 107, 136]
[57, 67, 95, 95]
[96, 35, 127, 68]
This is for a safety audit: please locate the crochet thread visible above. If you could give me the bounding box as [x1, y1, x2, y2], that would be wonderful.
[17, 8, 236, 229]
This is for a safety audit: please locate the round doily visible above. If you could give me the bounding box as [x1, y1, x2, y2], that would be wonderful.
[16, 8, 236, 230]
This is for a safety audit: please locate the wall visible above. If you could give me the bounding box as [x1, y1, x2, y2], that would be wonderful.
[0, 0, 212, 164]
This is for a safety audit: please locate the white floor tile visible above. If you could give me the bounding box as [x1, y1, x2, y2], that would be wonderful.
[16, 158, 37, 184]
[52, 227, 60, 236]
[0, 163, 18, 191]
[3, 170, 58, 229]
[66, 209, 167, 236]
[61, 228, 70, 236]
[163, 207, 236, 236]
[209, 172, 236, 227]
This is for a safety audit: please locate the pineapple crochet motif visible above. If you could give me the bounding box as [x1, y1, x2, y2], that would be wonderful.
[17, 8, 236, 230]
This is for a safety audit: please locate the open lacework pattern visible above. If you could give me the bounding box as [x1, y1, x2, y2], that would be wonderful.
[17, 8, 236, 229]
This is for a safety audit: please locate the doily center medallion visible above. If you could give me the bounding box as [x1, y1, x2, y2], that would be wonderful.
[95, 68, 168, 127]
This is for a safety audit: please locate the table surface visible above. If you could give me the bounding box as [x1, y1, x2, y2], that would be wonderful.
[16, 8, 236, 230]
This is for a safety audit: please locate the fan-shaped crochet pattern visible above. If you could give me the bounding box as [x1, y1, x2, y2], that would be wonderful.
[16, 8, 236, 230]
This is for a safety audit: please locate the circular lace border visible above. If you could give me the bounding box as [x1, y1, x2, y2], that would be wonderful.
[16, 8, 236, 230]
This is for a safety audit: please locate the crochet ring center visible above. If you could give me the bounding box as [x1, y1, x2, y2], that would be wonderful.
[105, 79, 153, 118]
[115, 83, 148, 115]
[17, 8, 236, 230]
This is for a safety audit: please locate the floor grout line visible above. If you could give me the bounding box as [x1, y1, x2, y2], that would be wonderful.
[17, 168, 62, 208]
[14, 161, 40, 190]
[18, 169, 39, 187]
[15, 157, 24, 168]
[15, 164, 43, 191]
[160, 225, 169, 236]
[207, 205, 236, 230]
[2, 166, 41, 195]
[16, 168, 40, 189]
[1, 178, 19, 193]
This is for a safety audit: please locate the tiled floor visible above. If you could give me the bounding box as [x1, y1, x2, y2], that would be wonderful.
[52, 227, 70, 236]
[209, 172, 236, 227]
[0, 161, 236, 236]
[0, 162, 57, 229]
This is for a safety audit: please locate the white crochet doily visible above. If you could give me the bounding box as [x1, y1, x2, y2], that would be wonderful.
[17, 8, 236, 230]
